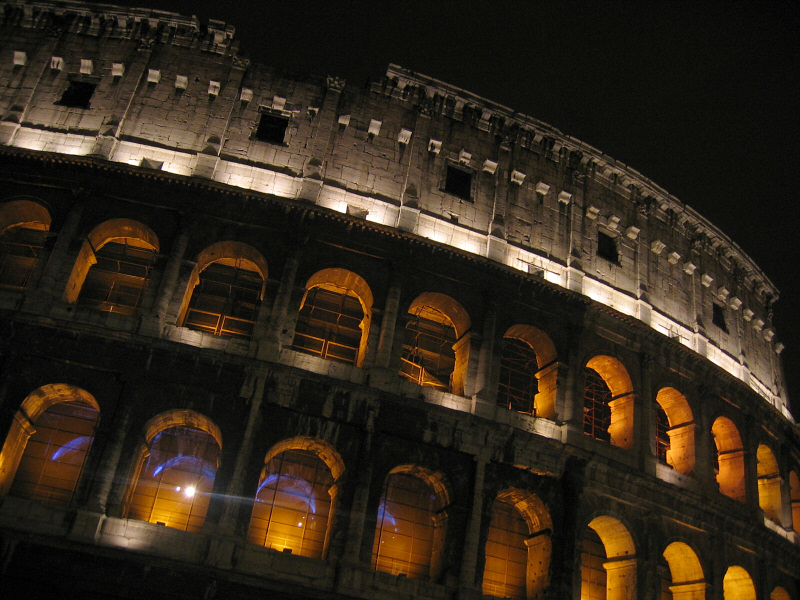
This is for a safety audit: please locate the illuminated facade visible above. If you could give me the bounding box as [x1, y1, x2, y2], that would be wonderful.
[0, 2, 799, 598]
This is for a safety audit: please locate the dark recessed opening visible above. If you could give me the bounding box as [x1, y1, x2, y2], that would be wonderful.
[597, 231, 619, 264]
[444, 165, 472, 202]
[56, 80, 96, 109]
[255, 113, 288, 144]
[712, 303, 728, 333]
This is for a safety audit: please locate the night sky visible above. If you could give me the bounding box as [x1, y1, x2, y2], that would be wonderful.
[90, 1, 800, 418]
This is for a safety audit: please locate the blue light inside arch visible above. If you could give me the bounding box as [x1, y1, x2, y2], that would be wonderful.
[256, 473, 317, 514]
[50, 436, 91, 461]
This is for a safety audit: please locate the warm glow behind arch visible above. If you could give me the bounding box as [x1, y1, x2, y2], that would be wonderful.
[723, 565, 756, 600]
[63, 218, 159, 304]
[756, 443, 782, 522]
[655, 387, 696, 474]
[0, 198, 51, 234]
[712, 416, 746, 503]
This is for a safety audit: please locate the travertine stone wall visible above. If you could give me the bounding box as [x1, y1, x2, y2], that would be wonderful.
[0, 4, 798, 599]
[0, 2, 785, 417]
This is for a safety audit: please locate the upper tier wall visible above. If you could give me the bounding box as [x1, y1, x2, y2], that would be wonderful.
[0, 0, 788, 416]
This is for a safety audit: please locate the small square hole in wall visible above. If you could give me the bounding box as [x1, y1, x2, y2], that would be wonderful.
[712, 302, 729, 333]
[255, 112, 289, 144]
[444, 164, 472, 202]
[55, 79, 97, 109]
[597, 231, 619, 264]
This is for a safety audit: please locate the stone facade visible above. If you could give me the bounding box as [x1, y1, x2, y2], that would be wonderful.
[0, 2, 798, 599]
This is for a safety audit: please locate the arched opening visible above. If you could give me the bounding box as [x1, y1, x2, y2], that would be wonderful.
[757, 444, 783, 523]
[712, 417, 746, 503]
[372, 465, 450, 580]
[0, 384, 99, 505]
[0, 199, 50, 291]
[498, 325, 558, 419]
[400, 292, 471, 395]
[584, 356, 635, 449]
[771, 587, 791, 600]
[179, 242, 268, 340]
[64, 219, 159, 316]
[655, 406, 670, 464]
[483, 489, 552, 599]
[655, 388, 696, 474]
[580, 516, 636, 600]
[790, 470, 800, 537]
[291, 268, 373, 366]
[662, 541, 706, 599]
[247, 436, 344, 559]
[126, 410, 222, 533]
[723, 565, 756, 600]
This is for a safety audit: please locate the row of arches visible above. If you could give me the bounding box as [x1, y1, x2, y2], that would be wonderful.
[2, 202, 799, 536]
[0, 383, 793, 598]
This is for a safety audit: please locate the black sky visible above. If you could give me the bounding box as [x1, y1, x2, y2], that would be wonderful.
[91, 1, 800, 418]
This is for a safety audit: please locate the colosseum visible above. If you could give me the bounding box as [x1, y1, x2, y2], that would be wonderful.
[0, 2, 798, 598]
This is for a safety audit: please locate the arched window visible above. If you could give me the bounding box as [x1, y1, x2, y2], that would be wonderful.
[771, 587, 791, 600]
[581, 527, 607, 599]
[579, 516, 637, 600]
[583, 356, 635, 449]
[662, 541, 706, 599]
[655, 388, 696, 474]
[757, 444, 783, 523]
[372, 466, 450, 580]
[483, 490, 551, 599]
[185, 259, 262, 338]
[712, 417, 746, 503]
[179, 242, 268, 341]
[484, 498, 528, 598]
[790, 470, 800, 537]
[655, 406, 670, 464]
[400, 292, 470, 395]
[291, 268, 373, 366]
[126, 411, 221, 533]
[247, 437, 344, 559]
[723, 565, 756, 600]
[402, 306, 457, 391]
[499, 325, 558, 419]
[497, 338, 538, 416]
[0, 199, 50, 291]
[64, 219, 159, 316]
[0, 384, 99, 505]
[584, 368, 612, 443]
[78, 239, 157, 315]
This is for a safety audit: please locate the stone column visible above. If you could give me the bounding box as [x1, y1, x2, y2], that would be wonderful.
[90, 43, 154, 160]
[373, 272, 402, 368]
[142, 221, 189, 335]
[257, 245, 301, 360]
[192, 58, 247, 179]
[85, 390, 133, 514]
[0, 36, 60, 146]
[742, 424, 759, 512]
[214, 369, 268, 535]
[105, 433, 147, 519]
[558, 323, 586, 443]
[637, 353, 654, 471]
[603, 557, 637, 600]
[341, 408, 376, 563]
[473, 304, 497, 400]
[458, 452, 488, 594]
[23, 200, 83, 313]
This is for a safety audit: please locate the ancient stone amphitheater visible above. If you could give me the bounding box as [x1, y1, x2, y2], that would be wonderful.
[0, 2, 798, 598]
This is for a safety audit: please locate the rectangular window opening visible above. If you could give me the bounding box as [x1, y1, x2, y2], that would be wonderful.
[444, 164, 473, 202]
[712, 302, 729, 333]
[597, 231, 619, 264]
[56, 79, 97, 109]
[255, 112, 289, 144]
